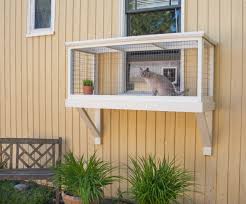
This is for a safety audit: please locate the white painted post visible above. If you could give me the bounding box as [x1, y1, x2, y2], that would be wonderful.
[180, 50, 185, 92]
[94, 54, 101, 144]
[119, 0, 127, 37]
[67, 48, 73, 98]
[209, 45, 215, 97]
[197, 38, 204, 101]
[95, 109, 101, 144]
[196, 112, 213, 156]
[118, 53, 127, 94]
[94, 54, 99, 94]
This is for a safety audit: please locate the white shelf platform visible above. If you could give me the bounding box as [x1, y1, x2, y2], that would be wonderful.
[66, 95, 215, 113]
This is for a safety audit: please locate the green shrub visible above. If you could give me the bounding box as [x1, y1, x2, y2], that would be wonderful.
[128, 156, 193, 204]
[0, 181, 54, 204]
[83, 79, 93, 87]
[53, 152, 119, 204]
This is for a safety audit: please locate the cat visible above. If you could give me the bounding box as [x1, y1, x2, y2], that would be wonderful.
[140, 67, 187, 96]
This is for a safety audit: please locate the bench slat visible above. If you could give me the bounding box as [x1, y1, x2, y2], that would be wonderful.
[0, 168, 54, 180]
[0, 138, 62, 144]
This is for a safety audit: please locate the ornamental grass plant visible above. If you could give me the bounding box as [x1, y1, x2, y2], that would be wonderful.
[127, 156, 194, 204]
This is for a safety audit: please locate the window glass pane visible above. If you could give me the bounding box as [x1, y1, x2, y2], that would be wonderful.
[35, 0, 51, 29]
[163, 68, 177, 83]
[137, 0, 170, 10]
[127, 0, 136, 11]
[128, 9, 180, 36]
[171, 0, 180, 5]
[127, 0, 171, 11]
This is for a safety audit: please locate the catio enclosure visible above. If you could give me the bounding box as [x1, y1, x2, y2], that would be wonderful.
[65, 32, 215, 113]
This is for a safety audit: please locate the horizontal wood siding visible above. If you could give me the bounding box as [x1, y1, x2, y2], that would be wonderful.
[0, 0, 246, 203]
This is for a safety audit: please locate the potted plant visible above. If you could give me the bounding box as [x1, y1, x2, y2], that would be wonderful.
[53, 152, 118, 204]
[127, 156, 193, 204]
[83, 79, 94, 95]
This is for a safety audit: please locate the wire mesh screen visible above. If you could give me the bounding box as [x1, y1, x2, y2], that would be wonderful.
[70, 40, 212, 97]
[126, 50, 185, 96]
[72, 51, 95, 94]
[203, 42, 213, 96]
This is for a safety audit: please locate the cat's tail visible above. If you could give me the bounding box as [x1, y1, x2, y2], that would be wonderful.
[171, 82, 189, 96]
[175, 89, 189, 96]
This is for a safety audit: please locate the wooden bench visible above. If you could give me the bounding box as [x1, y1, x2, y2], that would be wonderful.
[0, 138, 62, 204]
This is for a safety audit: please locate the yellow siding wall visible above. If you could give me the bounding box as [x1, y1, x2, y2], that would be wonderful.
[0, 0, 246, 203]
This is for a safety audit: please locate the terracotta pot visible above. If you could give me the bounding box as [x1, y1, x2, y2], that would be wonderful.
[62, 192, 82, 204]
[83, 86, 94, 95]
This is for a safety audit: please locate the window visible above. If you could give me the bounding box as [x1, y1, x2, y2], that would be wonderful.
[163, 67, 178, 83]
[27, 0, 55, 37]
[125, 0, 183, 94]
[126, 0, 181, 36]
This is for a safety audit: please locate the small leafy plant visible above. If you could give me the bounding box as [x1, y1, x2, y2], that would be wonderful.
[53, 152, 118, 204]
[128, 156, 193, 204]
[83, 79, 93, 87]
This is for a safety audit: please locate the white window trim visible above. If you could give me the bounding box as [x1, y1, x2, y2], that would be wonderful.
[163, 67, 178, 84]
[119, 0, 186, 93]
[26, 0, 55, 37]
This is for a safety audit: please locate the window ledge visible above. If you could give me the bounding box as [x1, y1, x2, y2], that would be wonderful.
[65, 95, 215, 113]
[26, 30, 55, 38]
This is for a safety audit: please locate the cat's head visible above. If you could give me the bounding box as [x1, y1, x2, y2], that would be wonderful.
[140, 68, 151, 78]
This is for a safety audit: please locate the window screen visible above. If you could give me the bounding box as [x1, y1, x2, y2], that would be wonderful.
[35, 0, 51, 29]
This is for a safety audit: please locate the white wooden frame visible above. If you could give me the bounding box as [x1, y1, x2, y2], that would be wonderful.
[66, 32, 214, 112]
[26, 0, 55, 37]
[180, 0, 186, 91]
[65, 32, 215, 105]
[65, 32, 216, 156]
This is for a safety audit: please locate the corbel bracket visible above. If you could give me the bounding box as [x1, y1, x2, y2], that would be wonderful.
[196, 112, 213, 156]
[77, 108, 101, 144]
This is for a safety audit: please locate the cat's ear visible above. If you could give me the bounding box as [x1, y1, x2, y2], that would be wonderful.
[146, 68, 150, 72]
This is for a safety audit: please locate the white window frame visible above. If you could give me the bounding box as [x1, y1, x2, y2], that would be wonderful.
[163, 67, 178, 84]
[26, 0, 55, 37]
[119, 0, 186, 93]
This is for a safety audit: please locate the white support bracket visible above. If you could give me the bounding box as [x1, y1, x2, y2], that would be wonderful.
[77, 108, 102, 144]
[196, 112, 213, 156]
